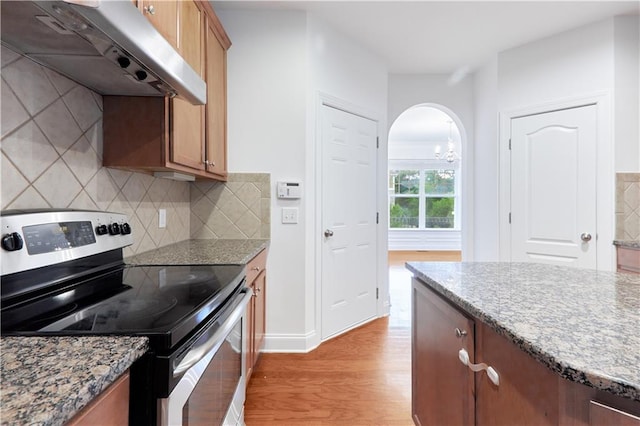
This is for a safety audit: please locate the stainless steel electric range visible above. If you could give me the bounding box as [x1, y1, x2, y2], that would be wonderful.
[0, 209, 251, 425]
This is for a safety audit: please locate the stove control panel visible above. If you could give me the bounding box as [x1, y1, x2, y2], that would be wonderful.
[0, 210, 133, 276]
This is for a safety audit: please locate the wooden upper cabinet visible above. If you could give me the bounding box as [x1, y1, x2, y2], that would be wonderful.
[205, 15, 228, 178]
[170, 0, 205, 171]
[178, 0, 203, 76]
[103, 1, 230, 181]
[138, 1, 178, 49]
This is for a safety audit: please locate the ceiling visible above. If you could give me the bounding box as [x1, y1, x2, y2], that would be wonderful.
[211, 1, 639, 74]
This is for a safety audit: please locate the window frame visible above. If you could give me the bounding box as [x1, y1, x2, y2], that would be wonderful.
[389, 160, 461, 231]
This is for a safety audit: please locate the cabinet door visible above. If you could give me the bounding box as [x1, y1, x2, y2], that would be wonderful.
[204, 17, 227, 177]
[178, 0, 203, 75]
[253, 270, 266, 358]
[170, 0, 204, 171]
[245, 281, 256, 383]
[617, 247, 640, 274]
[139, 1, 178, 49]
[590, 400, 640, 426]
[412, 279, 475, 426]
[476, 323, 559, 425]
[67, 372, 130, 426]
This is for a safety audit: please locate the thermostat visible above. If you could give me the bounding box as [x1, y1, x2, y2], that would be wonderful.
[277, 181, 302, 199]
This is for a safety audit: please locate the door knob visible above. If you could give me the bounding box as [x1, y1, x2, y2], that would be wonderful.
[324, 229, 334, 237]
[580, 233, 592, 242]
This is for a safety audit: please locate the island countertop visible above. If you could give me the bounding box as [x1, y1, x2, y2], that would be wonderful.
[1, 336, 148, 426]
[125, 239, 269, 266]
[406, 262, 640, 401]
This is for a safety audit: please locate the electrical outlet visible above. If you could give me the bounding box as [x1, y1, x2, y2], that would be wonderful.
[159, 209, 166, 228]
[282, 207, 298, 224]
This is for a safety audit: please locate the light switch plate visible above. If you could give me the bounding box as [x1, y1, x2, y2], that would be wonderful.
[282, 207, 298, 224]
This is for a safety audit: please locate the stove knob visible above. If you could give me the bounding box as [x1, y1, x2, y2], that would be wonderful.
[117, 56, 131, 69]
[96, 224, 108, 235]
[135, 70, 147, 81]
[121, 223, 132, 235]
[108, 223, 121, 235]
[2, 232, 24, 251]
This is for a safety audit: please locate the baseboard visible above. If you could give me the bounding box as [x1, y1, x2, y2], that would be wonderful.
[262, 330, 320, 353]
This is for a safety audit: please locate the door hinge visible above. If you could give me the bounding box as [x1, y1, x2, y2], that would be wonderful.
[376, 137, 379, 149]
[509, 212, 512, 224]
[376, 288, 379, 299]
[509, 138, 512, 150]
[376, 212, 379, 224]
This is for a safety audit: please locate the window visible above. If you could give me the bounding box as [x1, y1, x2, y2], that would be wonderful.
[389, 166, 458, 229]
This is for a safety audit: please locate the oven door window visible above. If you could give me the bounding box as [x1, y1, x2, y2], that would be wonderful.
[162, 317, 243, 426]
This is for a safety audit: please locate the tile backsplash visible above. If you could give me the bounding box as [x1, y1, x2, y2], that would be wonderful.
[616, 173, 640, 241]
[1, 47, 190, 257]
[190, 173, 271, 240]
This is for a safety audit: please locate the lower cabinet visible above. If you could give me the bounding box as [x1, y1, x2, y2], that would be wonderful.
[412, 278, 474, 426]
[245, 248, 267, 384]
[67, 371, 130, 426]
[412, 277, 640, 426]
[617, 246, 640, 274]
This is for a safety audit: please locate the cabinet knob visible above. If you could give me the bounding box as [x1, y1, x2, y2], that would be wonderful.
[144, 5, 156, 15]
[455, 328, 467, 338]
[251, 266, 260, 272]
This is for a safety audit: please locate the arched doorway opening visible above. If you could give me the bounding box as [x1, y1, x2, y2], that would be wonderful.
[387, 104, 466, 255]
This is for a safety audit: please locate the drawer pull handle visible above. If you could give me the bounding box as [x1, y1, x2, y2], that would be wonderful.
[458, 348, 499, 386]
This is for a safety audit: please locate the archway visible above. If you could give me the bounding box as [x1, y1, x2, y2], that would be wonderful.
[387, 104, 466, 254]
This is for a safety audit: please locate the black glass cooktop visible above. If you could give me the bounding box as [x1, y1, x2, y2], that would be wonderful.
[1, 264, 245, 349]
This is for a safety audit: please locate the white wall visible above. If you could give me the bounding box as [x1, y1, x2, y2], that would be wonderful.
[218, 9, 388, 352]
[472, 56, 499, 261]
[218, 10, 309, 347]
[498, 19, 615, 110]
[472, 16, 639, 263]
[614, 15, 640, 172]
[387, 74, 475, 258]
[494, 16, 640, 269]
[306, 15, 389, 349]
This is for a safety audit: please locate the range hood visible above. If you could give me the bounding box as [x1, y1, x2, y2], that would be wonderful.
[1, 0, 206, 105]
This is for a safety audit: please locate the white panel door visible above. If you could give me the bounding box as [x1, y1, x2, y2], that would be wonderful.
[321, 104, 378, 339]
[510, 105, 597, 268]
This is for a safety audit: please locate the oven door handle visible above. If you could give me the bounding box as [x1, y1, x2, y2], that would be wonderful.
[173, 288, 253, 378]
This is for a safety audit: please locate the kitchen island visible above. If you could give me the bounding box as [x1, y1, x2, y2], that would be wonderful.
[407, 262, 640, 425]
[1, 336, 148, 426]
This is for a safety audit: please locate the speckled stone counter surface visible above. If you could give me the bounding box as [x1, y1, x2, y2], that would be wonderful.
[406, 262, 640, 401]
[1, 336, 148, 426]
[125, 239, 269, 265]
[614, 240, 640, 249]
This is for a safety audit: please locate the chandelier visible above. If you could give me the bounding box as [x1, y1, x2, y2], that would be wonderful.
[435, 120, 460, 163]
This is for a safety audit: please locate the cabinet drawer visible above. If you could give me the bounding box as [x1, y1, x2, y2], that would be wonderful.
[246, 248, 267, 284]
[590, 400, 640, 425]
[617, 247, 640, 274]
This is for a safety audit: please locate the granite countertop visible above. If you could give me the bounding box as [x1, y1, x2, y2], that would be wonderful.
[1, 336, 148, 426]
[406, 262, 640, 401]
[614, 240, 640, 249]
[126, 239, 269, 265]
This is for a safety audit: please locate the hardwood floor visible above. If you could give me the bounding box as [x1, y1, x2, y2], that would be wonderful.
[244, 317, 412, 425]
[244, 251, 455, 425]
